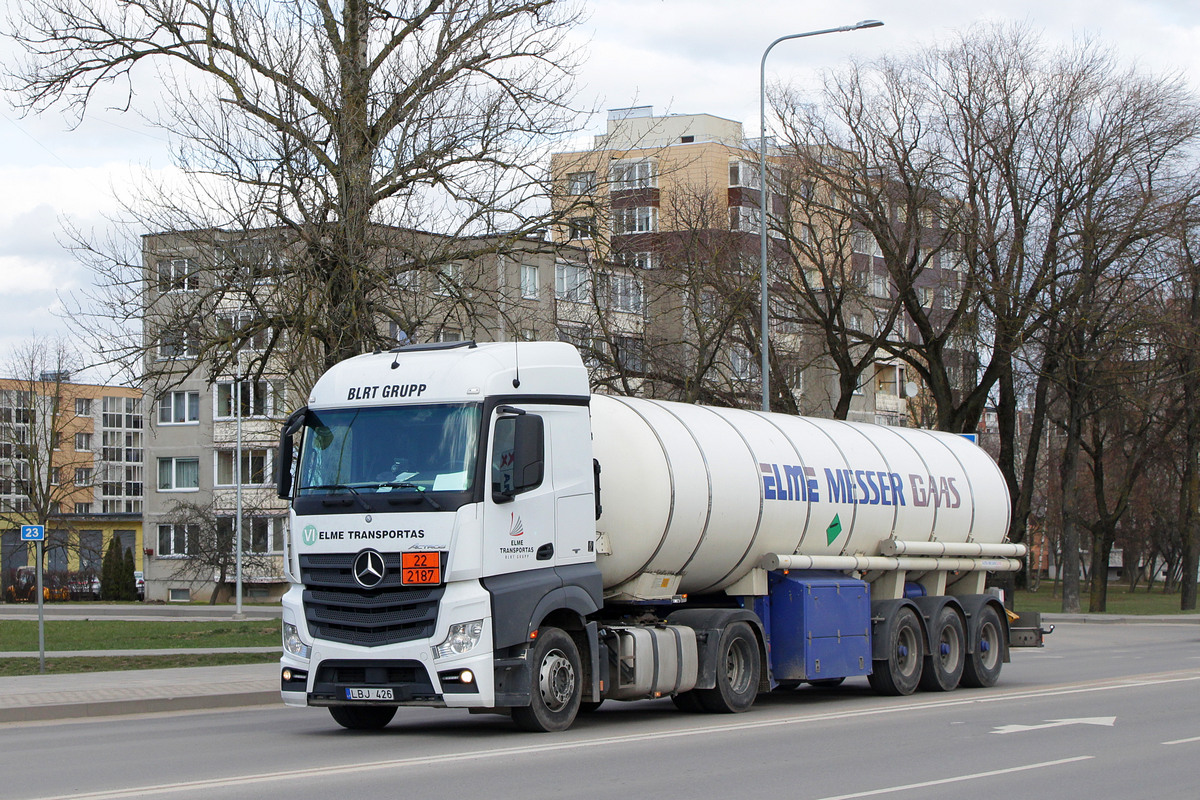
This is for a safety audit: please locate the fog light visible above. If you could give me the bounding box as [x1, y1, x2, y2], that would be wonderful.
[282, 668, 293, 682]
[460, 669, 474, 684]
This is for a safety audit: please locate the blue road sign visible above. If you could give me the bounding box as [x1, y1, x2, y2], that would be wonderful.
[20, 525, 45, 541]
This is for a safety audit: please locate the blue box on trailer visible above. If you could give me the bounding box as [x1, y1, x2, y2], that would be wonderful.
[764, 572, 871, 682]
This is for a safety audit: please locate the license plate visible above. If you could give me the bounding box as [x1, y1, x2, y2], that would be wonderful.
[402, 551, 442, 585]
[345, 687, 394, 701]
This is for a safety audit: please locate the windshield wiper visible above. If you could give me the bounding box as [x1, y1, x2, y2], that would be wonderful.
[375, 482, 443, 510]
[305, 483, 371, 512]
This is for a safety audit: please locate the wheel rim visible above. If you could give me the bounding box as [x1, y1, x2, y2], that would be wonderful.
[537, 648, 576, 712]
[938, 624, 962, 670]
[978, 621, 1000, 670]
[897, 625, 919, 677]
[725, 637, 754, 693]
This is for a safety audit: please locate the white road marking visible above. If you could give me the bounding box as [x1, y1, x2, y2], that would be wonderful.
[992, 716, 1116, 735]
[1163, 735, 1200, 745]
[18, 672, 1198, 800]
[810, 756, 1094, 800]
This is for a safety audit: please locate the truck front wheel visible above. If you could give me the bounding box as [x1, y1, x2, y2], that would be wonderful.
[512, 627, 582, 732]
[329, 705, 397, 730]
[698, 622, 760, 713]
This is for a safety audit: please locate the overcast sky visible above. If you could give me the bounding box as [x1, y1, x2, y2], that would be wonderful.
[1, 0, 1198, 381]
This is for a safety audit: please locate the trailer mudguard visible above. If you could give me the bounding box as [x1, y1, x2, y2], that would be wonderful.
[955, 594, 1011, 664]
[869, 598, 926, 661]
[666, 608, 766, 691]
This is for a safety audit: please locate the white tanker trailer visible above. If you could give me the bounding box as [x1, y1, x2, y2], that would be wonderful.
[276, 341, 1048, 732]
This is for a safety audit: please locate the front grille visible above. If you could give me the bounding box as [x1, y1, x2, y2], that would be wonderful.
[300, 553, 444, 647]
[312, 660, 437, 702]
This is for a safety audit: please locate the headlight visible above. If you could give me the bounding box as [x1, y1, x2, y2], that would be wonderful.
[283, 622, 311, 659]
[434, 620, 484, 659]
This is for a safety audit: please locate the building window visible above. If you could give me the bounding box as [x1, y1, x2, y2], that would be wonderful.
[216, 449, 270, 486]
[75, 467, 93, 486]
[215, 381, 273, 418]
[157, 257, 199, 292]
[74, 432, 92, 451]
[615, 251, 654, 270]
[217, 312, 267, 351]
[730, 344, 754, 380]
[566, 171, 597, 195]
[555, 262, 590, 303]
[610, 159, 656, 190]
[852, 230, 882, 257]
[613, 206, 657, 234]
[438, 329, 463, 343]
[729, 160, 761, 189]
[729, 206, 761, 233]
[157, 457, 200, 491]
[75, 503, 93, 515]
[159, 391, 200, 424]
[520, 264, 539, 299]
[568, 216, 596, 240]
[435, 262, 462, 296]
[75, 397, 92, 416]
[158, 523, 199, 557]
[613, 335, 645, 373]
[604, 272, 644, 314]
[218, 516, 285, 554]
[157, 328, 198, 360]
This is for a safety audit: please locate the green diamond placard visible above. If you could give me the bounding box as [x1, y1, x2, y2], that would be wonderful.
[826, 514, 843, 545]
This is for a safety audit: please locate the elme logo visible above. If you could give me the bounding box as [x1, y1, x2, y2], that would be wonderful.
[508, 513, 525, 537]
[302, 525, 318, 546]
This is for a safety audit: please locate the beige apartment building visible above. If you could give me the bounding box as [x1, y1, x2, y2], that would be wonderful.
[0, 376, 143, 596]
[549, 106, 919, 423]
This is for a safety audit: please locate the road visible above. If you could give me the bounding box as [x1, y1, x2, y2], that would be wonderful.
[2, 622, 1197, 800]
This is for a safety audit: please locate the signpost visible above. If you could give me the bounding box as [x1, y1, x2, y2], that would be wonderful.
[20, 525, 46, 673]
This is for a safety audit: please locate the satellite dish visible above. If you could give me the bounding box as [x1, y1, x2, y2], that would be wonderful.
[904, 381, 919, 398]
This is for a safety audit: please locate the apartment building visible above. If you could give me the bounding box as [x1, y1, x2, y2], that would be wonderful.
[140, 225, 584, 602]
[0, 376, 143, 594]
[549, 106, 937, 423]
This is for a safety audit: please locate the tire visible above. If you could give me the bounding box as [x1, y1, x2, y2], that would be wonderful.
[868, 606, 924, 696]
[808, 677, 846, 689]
[511, 628, 582, 732]
[329, 705, 397, 730]
[697, 622, 760, 713]
[961, 605, 1004, 688]
[919, 606, 966, 692]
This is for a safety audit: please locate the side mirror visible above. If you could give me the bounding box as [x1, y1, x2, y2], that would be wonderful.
[491, 412, 544, 503]
[277, 407, 307, 499]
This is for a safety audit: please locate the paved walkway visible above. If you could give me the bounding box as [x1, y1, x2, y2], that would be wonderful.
[0, 612, 1196, 725]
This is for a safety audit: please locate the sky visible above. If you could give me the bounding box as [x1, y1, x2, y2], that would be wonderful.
[1, 0, 1198, 381]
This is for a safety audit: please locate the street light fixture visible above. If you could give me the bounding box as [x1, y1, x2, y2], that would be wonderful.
[758, 19, 883, 412]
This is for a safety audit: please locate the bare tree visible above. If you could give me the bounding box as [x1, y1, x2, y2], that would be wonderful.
[6, 0, 588, 387]
[155, 497, 284, 605]
[0, 339, 99, 582]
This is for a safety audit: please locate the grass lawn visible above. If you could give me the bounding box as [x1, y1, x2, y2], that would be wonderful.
[1014, 584, 1200, 615]
[0, 619, 280, 652]
[0, 651, 277, 676]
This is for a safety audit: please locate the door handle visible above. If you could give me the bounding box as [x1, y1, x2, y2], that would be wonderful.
[536, 543, 554, 561]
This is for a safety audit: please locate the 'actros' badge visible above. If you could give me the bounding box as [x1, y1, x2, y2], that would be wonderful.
[352, 549, 386, 589]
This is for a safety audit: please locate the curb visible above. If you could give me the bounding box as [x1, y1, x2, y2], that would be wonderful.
[0, 690, 279, 724]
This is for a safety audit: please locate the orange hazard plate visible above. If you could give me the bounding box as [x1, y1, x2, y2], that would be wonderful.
[401, 552, 442, 585]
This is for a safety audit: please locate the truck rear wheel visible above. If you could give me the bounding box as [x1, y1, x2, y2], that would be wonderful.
[919, 606, 965, 692]
[698, 622, 759, 713]
[329, 705, 397, 730]
[962, 605, 1003, 688]
[512, 627, 582, 732]
[868, 606, 924, 696]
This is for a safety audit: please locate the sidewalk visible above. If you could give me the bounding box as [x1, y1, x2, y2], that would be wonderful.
[0, 661, 279, 724]
[1, 613, 1197, 725]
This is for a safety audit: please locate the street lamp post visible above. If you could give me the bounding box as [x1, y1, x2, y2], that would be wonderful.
[759, 20, 883, 412]
[234, 346, 244, 618]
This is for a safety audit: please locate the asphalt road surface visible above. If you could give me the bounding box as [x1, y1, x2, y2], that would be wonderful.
[3, 622, 1197, 800]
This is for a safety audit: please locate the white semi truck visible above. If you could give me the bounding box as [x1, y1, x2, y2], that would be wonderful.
[276, 341, 1047, 732]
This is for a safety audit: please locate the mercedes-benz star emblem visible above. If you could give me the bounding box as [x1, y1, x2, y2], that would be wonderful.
[353, 549, 386, 589]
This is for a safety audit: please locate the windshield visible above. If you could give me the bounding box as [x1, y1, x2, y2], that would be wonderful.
[297, 403, 481, 496]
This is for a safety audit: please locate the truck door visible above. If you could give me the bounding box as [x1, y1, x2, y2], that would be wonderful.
[481, 407, 557, 576]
